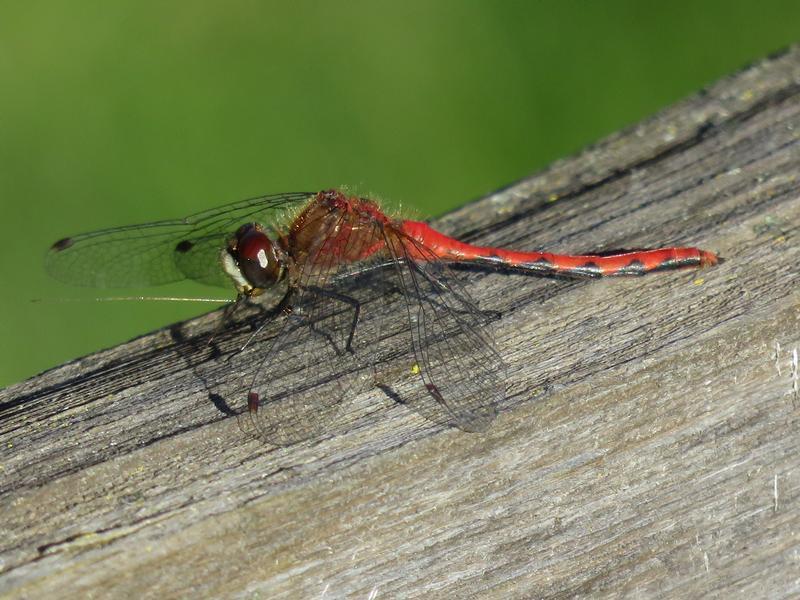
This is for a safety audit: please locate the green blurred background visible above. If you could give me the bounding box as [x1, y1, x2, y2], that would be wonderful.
[1, 1, 798, 388]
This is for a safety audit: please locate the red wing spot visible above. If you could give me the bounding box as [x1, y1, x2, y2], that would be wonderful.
[248, 391, 260, 413]
[175, 240, 194, 253]
[51, 237, 74, 252]
[425, 383, 445, 403]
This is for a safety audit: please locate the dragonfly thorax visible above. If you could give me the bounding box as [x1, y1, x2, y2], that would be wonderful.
[222, 223, 287, 296]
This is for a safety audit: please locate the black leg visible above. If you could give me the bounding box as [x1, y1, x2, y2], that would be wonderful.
[227, 289, 294, 359]
[304, 285, 361, 355]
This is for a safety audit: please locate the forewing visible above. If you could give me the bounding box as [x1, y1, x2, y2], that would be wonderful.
[381, 227, 505, 432]
[45, 192, 313, 288]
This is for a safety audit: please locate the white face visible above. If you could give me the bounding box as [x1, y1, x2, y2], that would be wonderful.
[220, 248, 254, 295]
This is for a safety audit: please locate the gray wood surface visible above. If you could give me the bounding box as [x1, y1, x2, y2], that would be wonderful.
[2, 46, 800, 599]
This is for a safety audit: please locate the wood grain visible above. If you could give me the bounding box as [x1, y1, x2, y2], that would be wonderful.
[2, 46, 800, 598]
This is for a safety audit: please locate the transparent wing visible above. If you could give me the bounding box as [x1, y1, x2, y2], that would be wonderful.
[245, 210, 505, 442]
[45, 192, 313, 288]
[244, 205, 378, 445]
[381, 226, 505, 432]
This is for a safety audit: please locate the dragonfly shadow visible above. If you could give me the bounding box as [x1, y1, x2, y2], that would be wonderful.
[167, 288, 373, 446]
[166, 258, 507, 445]
[167, 297, 285, 420]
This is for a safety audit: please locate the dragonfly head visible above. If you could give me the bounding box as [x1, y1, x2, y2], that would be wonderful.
[222, 223, 286, 296]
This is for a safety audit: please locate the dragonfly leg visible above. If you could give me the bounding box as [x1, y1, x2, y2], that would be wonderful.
[227, 290, 293, 358]
[208, 294, 246, 347]
[304, 285, 361, 355]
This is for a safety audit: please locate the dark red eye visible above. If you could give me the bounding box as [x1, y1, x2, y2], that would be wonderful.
[231, 224, 283, 289]
[238, 228, 271, 263]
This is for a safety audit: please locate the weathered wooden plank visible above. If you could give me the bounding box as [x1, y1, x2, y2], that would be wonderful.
[2, 46, 800, 598]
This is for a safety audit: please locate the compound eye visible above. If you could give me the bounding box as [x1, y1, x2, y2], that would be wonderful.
[234, 226, 282, 289]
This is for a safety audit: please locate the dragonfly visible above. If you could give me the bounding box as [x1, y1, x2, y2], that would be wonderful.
[46, 189, 719, 444]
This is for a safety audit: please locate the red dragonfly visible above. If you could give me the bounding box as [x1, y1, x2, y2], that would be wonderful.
[47, 189, 718, 444]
